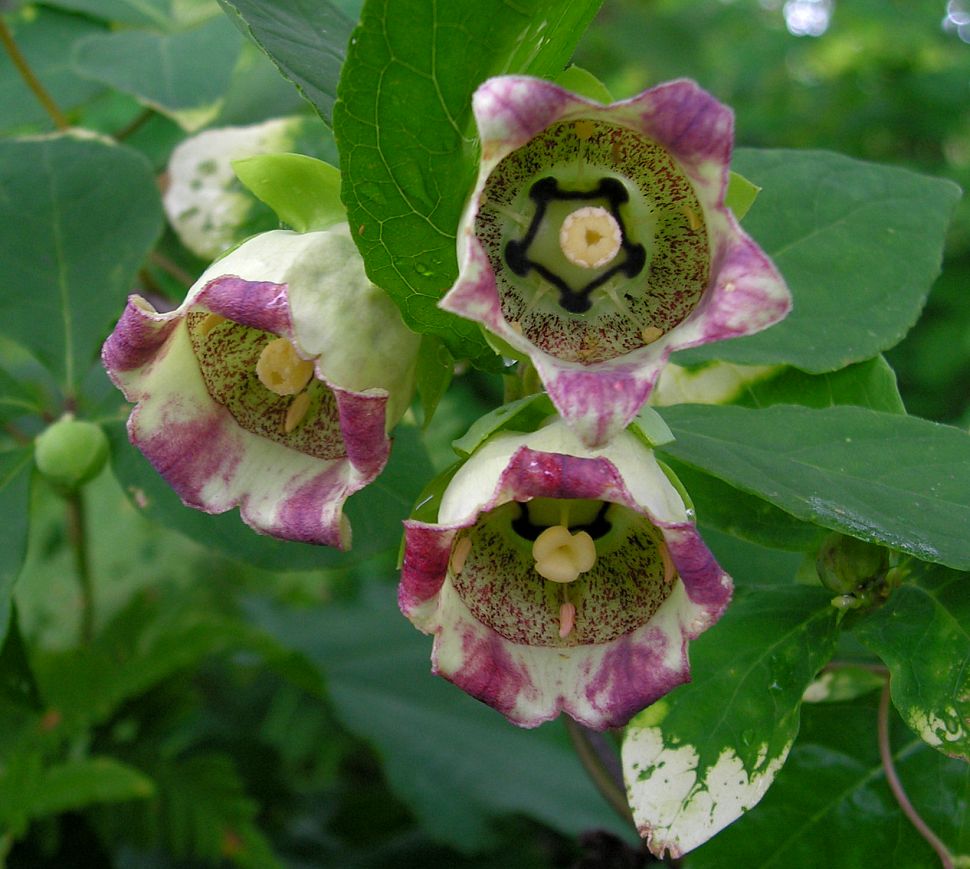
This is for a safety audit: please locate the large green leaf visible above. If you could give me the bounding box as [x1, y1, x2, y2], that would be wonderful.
[0, 8, 107, 132]
[686, 695, 969, 868]
[675, 149, 961, 371]
[334, 0, 602, 368]
[246, 579, 632, 853]
[622, 585, 839, 858]
[0, 448, 33, 649]
[44, 0, 220, 30]
[217, 0, 354, 124]
[72, 16, 243, 131]
[853, 563, 970, 761]
[734, 356, 905, 414]
[657, 404, 970, 570]
[0, 134, 163, 395]
[106, 420, 432, 571]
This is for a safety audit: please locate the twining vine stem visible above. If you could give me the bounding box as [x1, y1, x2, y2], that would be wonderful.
[66, 490, 95, 645]
[564, 716, 634, 826]
[878, 681, 954, 868]
[0, 19, 69, 131]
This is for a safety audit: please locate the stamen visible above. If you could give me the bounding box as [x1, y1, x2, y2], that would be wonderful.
[450, 535, 472, 575]
[573, 119, 596, 141]
[256, 337, 315, 396]
[532, 525, 596, 583]
[658, 541, 676, 585]
[558, 601, 576, 639]
[682, 204, 703, 231]
[559, 206, 622, 269]
[200, 313, 226, 336]
[283, 391, 312, 434]
[641, 325, 663, 344]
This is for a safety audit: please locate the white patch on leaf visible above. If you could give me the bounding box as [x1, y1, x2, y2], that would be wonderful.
[622, 725, 791, 858]
[907, 706, 967, 750]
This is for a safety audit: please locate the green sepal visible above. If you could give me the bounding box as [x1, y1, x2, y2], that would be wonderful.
[628, 406, 675, 449]
[398, 459, 464, 567]
[656, 459, 694, 515]
[554, 64, 613, 103]
[232, 153, 345, 232]
[452, 393, 556, 459]
[725, 170, 760, 221]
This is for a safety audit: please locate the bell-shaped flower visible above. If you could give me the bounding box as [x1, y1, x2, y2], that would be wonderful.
[399, 419, 732, 729]
[441, 75, 791, 447]
[103, 225, 420, 548]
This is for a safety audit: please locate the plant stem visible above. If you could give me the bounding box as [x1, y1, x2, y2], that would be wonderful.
[65, 490, 95, 645]
[564, 716, 635, 827]
[0, 18, 69, 131]
[878, 681, 954, 868]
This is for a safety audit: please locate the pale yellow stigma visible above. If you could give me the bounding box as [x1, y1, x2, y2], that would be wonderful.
[559, 206, 622, 269]
[256, 337, 315, 396]
[532, 525, 597, 584]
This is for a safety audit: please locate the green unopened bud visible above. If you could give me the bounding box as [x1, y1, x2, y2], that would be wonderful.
[35, 417, 109, 489]
[816, 533, 889, 595]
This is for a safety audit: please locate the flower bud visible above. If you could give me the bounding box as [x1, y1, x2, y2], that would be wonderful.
[35, 417, 109, 489]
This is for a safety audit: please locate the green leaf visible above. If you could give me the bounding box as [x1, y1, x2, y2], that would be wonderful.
[734, 356, 906, 414]
[246, 579, 633, 853]
[0, 605, 41, 712]
[0, 448, 33, 648]
[0, 366, 43, 425]
[0, 8, 107, 132]
[686, 695, 969, 868]
[852, 563, 970, 761]
[25, 756, 155, 820]
[217, 0, 354, 124]
[675, 149, 962, 371]
[334, 0, 602, 369]
[44, 0, 219, 31]
[657, 404, 970, 570]
[801, 666, 886, 704]
[666, 459, 825, 552]
[0, 133, 163, 394]
[72, 16, 243, 131]
[106, 420, 432, 571]
[232, 153, 345, 232]
[622, 585, 840, 858]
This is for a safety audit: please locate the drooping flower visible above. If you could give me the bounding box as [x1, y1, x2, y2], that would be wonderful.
[441, 76, 791, 447]
[103, 225, 420, 548]
[399, 419, 732, 729]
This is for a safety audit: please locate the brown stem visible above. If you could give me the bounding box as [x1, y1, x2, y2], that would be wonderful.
[113, 107, 153, 141]
[149, 251, 195, 288]
[878, 682, 953, 868]
[0, 18, 68, 130]
[65, 490, 94, 645]
[564, 716, 635, 827]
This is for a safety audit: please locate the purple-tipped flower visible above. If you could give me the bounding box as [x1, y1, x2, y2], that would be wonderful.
[399, 419, 732, 729]
[103, 226, 419, 549]
[441, 76, 791, 447]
